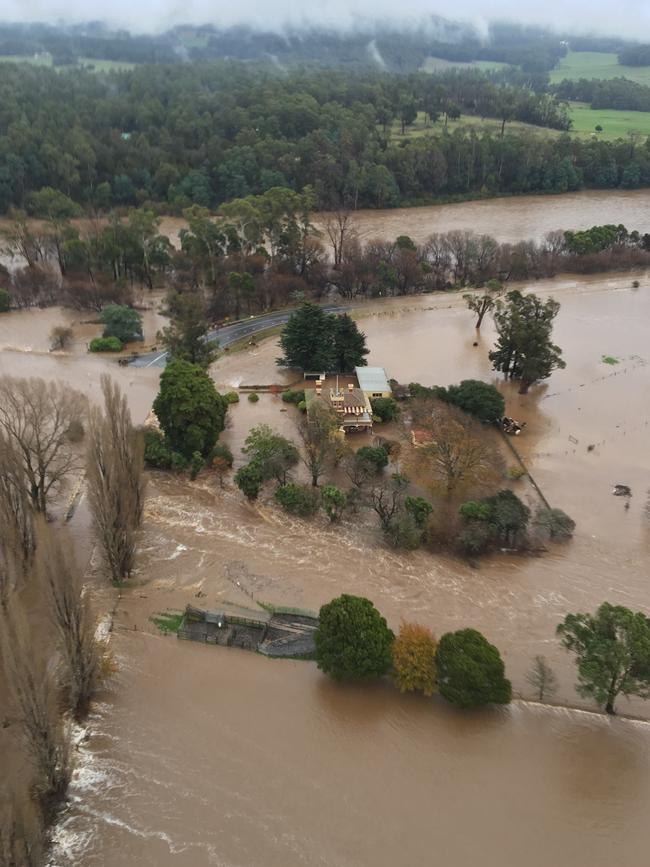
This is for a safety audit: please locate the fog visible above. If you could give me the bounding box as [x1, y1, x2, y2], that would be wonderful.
[3, 0, 650, 40]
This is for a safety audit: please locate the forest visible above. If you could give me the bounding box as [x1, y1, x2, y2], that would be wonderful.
[3, 59, 650, 216]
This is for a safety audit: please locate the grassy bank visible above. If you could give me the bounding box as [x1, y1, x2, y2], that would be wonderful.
[550, 51, 650, 85]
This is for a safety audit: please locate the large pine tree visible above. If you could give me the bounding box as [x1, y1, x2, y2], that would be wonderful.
[278, 304, 368, 372]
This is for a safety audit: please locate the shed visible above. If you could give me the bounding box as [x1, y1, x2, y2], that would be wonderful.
[355, 366, 391, 399]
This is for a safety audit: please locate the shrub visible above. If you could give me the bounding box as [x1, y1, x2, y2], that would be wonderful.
[436, 629, 512, 708]
[247, 392, 259, 403]
[355, 445, 389, 472]
[234, 462, 263, 500]
[281, 388, 306, 405]
[297, 400, 307, 412]
[210, 442, 234, 467]
[100, 304, 143, 343]
[404, 496, 433, 528]
[535, 507, 576, 540]
[385, 512, 423, 549]
[89, 336, 123, 352]
[392, 621, 438, 696]
[143, 429, 185, 469]
[315, 594, 394, 681]
[459, 501, 493, 522]
[632, 280, 640, 288]
[275, 483, 320, 517]
[506, 465, 526, 480]
[444, 380, 505, 424]
[189, 451, 204, 481]
[321, 485, 346, 522]
[370, 397, 399, 422]
[457, 521, 493, 555]
[224, 391, 240, 404]
[0, 287, 10, 312]
[50, 324, 74, 350]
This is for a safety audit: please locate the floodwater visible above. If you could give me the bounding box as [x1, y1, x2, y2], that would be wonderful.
[43, 267, 650, 866]
[3, 192, 650, 867]
[315, 188, 650, 245]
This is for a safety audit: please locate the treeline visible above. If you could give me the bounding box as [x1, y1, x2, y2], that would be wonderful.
[0, 61, 637, 217]
[3, 192, 650, 320]
[618, 44, 650, 67]
[554, 76, 650, 113]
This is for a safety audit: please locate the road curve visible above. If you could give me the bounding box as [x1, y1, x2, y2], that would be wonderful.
[129, 305, 346, 368]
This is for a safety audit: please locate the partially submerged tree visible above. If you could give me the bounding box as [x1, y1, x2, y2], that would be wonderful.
[0, 376, 85, 513]
[0, 433, 35, 601]
[86, 376, 145, 583]
[297, 400, 341, 486]
[315, 594, 394, 681]
[153, 360, 228, 460]
[0, 599, 69, 809]
[49, 324, 74, 351]
[557, 603, 650, 714]
[463, 279, 505, 329]
[489, 290, 565, 393]
[242, 425, 299, 486]
[526, 655, 559, 702]
[392, 621, 438, 696]
[436, 628, 512, 708]
[100, 304, 143, 343]
[38, 525, 99, 718]
[157, 290, 218, 368]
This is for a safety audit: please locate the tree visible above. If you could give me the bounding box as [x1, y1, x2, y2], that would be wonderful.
[392, 621, 438, 696]
[0, 287, 10, 312]
[234, 463, 264, 500]
[0, 432, 34, 601]
[332, 313, 368, 372]
[321, 485, 346, 522]
[153, 360, 228, 460]
[436, 629, 512, 708]
[315, 594, 394, 681]
[463, 279, 505, 329]
[412, 402, 503, 498]
[483, 489, 530, 547]
[557, 603, 650, 714]
[86, 376, 145, 583]
[242, 425, 299, 485]
[490, 290, 566, 394]
[49, 324, 74, 351]
[371, 396, 399, 422]
[0, 598, 69, 808]
[444, 380, 505, 424]
[324, 209, 355, 269]
[297, 400, 341, 486]
[100, 304, 143, 343]
[0, 376, 85, 513]
[534, 507, 576, 540]
[158, 291, 217, 368]
[526, 655, 558, 702]
[278, 303, 335, 371]
[38, 524, 99, 718]
[275, 483, 320, 517]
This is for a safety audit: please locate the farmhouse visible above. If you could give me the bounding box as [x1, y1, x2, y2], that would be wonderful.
[304, 366, 392, 434]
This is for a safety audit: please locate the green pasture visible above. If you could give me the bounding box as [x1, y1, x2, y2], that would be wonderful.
[550, 51, 650, 86]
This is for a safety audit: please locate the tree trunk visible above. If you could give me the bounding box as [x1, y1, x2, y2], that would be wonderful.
[605, 699, 616, 715]
[518, 381, 531, 395]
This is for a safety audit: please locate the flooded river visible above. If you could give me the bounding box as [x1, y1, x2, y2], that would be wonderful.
[2, 193, 650, 866]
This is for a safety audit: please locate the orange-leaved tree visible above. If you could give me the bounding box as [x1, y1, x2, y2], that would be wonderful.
[391, 621, 438, 697]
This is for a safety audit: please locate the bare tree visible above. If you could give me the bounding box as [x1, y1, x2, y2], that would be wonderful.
[408, 401, 503, 498]
[86, 375, 145, 582]
[38, 525, 99, 719]
[370, 474, 408, 531]
[297, 401, 341, 487]
[323, 210, 356, 269]
[526, 655, 559, 702]
[0, 377, 85, 513]
[0, 600, 69, 810]
[0, 791, 43, 867]
[0, 434, 35, 602]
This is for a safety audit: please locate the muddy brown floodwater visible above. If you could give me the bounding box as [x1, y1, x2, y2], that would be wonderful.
[3, 194, 648, 867]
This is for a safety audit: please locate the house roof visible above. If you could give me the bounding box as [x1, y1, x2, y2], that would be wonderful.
[355, 366, 390, 393]
[323, 387, 367, 409]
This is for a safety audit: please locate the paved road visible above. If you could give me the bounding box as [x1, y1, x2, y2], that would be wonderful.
[129, 305, 345, 368]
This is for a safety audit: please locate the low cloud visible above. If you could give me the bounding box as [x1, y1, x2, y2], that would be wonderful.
[3, 0, 650, 39]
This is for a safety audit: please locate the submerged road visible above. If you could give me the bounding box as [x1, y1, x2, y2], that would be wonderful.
[129, 305, 345, 368]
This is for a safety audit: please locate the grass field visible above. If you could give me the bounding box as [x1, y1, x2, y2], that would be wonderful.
[0, 54, 136, 72]
[568, 102, 650, 139]
[550, 51, 650, 85]
[388, 105, 650, 143]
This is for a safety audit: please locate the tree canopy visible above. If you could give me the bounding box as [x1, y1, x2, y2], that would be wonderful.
[153, 360, 228, 460]
[557, 602, 650, 714]
[315, 594, 394, 681]
[278, 304, 368, 372]
[489, 290, 565, 393]
[436, 628, 512, 708]
[100, 304, 143, 343]
[392, 621, 438, 696]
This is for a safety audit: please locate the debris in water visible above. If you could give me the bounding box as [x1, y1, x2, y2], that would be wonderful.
[612, 484, 632, 497]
